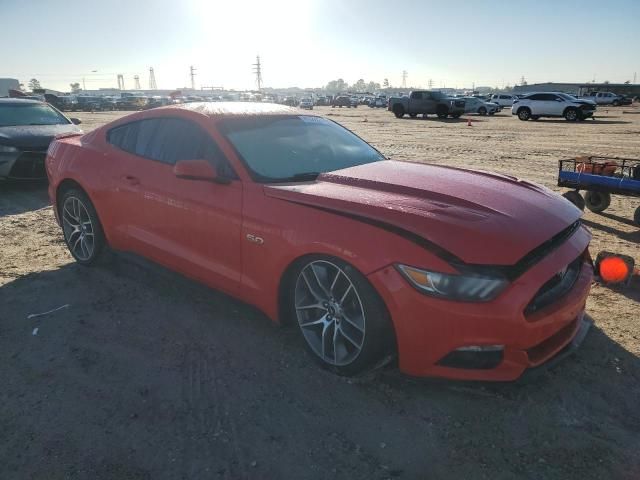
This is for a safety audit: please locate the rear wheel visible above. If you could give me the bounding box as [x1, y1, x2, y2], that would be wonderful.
[517, 108, 531, 121]
[393, 104, 405, 118]
[584, 191, 611, 213]
[59, 188, 106, 265]
[289, 256, 393, 376]
[562, 190, 585, 211]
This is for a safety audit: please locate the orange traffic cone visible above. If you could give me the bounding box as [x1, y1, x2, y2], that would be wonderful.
[467, 118, 472, 126]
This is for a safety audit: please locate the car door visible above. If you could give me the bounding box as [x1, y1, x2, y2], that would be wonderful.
[408, 91, 423, 114]
[106, 116, 244, 293]
[546, 94, 565, 115]
[525, 94, 544, 115]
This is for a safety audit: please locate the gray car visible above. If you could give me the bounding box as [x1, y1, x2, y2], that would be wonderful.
[0, 99, 82, 180]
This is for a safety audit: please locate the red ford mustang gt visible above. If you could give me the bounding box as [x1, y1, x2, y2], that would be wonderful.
[46, 102, 593, 381]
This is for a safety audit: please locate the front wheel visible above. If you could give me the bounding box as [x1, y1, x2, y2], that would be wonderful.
[562, 190, 585, 211]
[436, 107, 448, 119]
[59, 188, 106, 265]
[393, 104, 405, 118]
[564, 108, 579, 121]
[290, 256, 393, 376]
[584, 191, 611, 213]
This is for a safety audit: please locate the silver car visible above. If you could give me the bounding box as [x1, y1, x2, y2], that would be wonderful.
[0, 99, 82, 180]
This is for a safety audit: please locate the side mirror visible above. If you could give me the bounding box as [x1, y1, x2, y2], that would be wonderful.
[174, 159, 227, 183]
[70, 118, 82, 125]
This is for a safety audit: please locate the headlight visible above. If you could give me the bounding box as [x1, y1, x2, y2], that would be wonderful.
[397, 264, 508, 302]
[0, 145, 18, 153]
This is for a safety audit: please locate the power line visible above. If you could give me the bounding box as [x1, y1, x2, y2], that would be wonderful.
[149, 67, 157, 90]
[190, 65, 197, 90]
[253, 55, 263, 91]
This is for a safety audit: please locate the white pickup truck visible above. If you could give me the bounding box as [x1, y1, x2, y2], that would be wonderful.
[581, 91, 623, 106]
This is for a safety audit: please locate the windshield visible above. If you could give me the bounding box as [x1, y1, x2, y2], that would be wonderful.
[0, 103, 70, 127]
[557, 93, 578, 101]
[220, 115, 384, 182]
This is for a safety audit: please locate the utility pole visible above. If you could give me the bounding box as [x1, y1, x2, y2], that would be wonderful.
[253, 55, 263, 91]
[133, 75, 141, 90]
[634, 72, 637, 83]
[149, 67, 157, 90]
[402, 70, 408, 89]
[117, 74, 125, 90]
[190, 65, 197, 90]
[82, 77, 86, 90]
[428, 78, 433, 89]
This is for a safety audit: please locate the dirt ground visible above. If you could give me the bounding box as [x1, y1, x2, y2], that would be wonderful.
[1, 105, 639, 480]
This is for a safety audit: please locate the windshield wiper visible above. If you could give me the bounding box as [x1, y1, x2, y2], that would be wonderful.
[271, 172, 321, 183]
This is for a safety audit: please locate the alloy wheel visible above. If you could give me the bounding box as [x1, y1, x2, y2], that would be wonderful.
[294, 260, 366, 366]
[62, 196, 95, 261]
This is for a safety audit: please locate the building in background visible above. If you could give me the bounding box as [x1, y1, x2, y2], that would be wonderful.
[0, 78, 20, 97]
[514, 82, 640, 97]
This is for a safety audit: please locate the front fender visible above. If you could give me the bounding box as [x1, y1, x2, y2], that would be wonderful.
[239, 185, 454, 321]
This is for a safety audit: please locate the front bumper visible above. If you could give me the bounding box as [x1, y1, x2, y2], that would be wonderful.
[368, 225, 593, 381]
[0, 150, 48, 180]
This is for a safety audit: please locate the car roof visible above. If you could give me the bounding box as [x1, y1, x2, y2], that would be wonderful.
[0, 98, 43, 105]
[159, 101, 298, 118]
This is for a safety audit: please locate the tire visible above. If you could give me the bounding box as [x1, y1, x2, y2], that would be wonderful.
[478, 107, 487, 116]
[288, 255, 394, 376]
[562, 190, 585, 211]
[564, 108, 579, 121]
[634, 206, 640, 226]
[517, 108, 531, 121]
[393, 104, 405, 118]
[584, 191, 611, 213]
[409, 113, 417, 118]
[436, 106, 448, 119]
[59, 188, 106, 265]
[613, 100, 620, 107]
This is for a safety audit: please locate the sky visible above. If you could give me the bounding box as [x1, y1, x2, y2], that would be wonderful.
[2, 0, 639, 92]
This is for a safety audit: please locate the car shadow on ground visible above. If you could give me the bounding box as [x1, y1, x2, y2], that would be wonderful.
[534, 119, 631, 125]
[582, 216, 640, 243]
[0, 181, 50, 217]
[1, 255, 639, 479]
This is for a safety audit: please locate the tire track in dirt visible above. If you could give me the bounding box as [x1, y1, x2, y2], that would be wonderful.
[181, 346, 248, 480]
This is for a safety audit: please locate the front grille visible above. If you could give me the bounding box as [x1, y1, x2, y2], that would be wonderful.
[9, 150, 47, 179]
[525, 256, 583, 316]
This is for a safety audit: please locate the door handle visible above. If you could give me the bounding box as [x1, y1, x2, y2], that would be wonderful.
[123, 175, 140, 185]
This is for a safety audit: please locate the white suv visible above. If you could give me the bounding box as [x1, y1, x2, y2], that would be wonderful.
[490, 94, 515, 107]
[512, 92, 597, 121]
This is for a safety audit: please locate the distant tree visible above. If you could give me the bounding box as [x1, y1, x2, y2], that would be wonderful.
[353, 78, 366, 92]
[366, 81, 381, 92]
[70, 82, 82, 93]
[28, 78, 41, 91]
[603, 80, 610, 84]
[325, 78, 347, 93]
[383, 78, 390, 88]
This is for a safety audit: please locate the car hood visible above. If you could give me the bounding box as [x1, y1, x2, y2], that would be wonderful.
[264, 160, 582, 266]
[0, 124, 82, 149]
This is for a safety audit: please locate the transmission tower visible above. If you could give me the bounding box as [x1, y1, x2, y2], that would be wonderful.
[117, 74, 125, 90]
[149, 67, 157, 90]
[190, 66, 197, 90]
[253, 55, 263, 91]
[402, 70, 408, 89]
[133, 75, 141, 90]
[428, 78, 433, 89]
